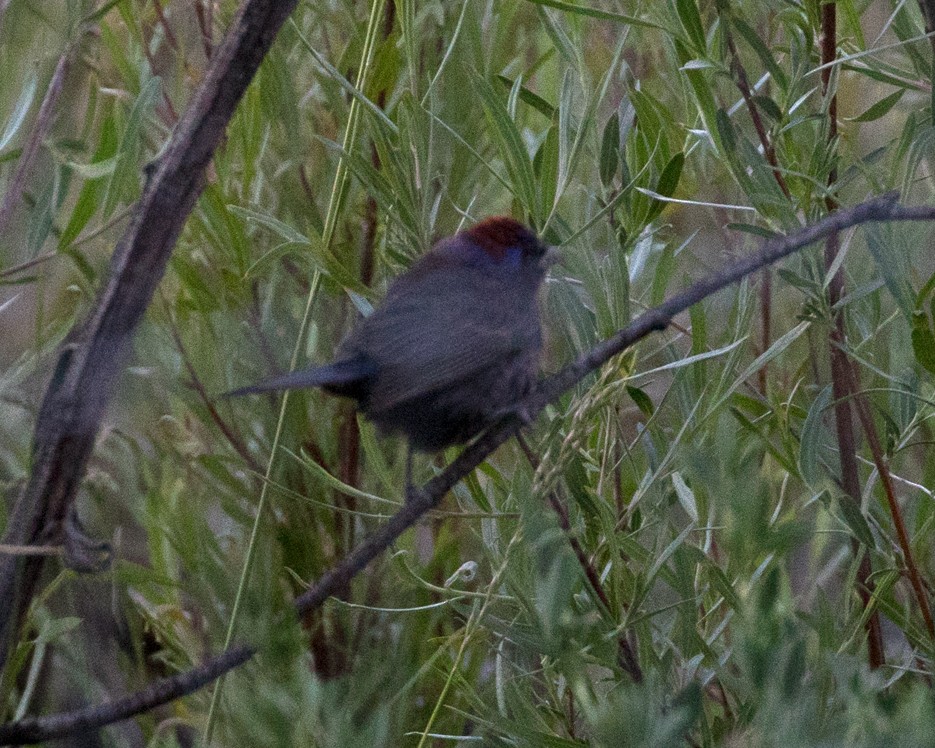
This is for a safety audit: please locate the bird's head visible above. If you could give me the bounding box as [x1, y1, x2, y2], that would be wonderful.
[456, 217, 559, 274]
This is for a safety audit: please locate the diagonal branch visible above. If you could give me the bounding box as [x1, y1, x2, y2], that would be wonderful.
[0, 0, 300, 670]
[843, 359, 935, 640]
[0, 646, 255, 744]
[3, 192, 934, 745]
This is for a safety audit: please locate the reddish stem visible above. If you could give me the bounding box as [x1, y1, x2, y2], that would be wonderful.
[845, 364, 935, 639]
[819, 2, 885, 668]
[723, 19, 790, 395]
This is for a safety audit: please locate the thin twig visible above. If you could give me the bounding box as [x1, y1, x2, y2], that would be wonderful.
[139, 13, 179, 123]
[0, 646, 255, 743]
[68, 205, 134, 248]
[844, 361, 935, 639]
[165, 306, 262, 475]
[723, 27, 790, 198]
[0, 50, 71, 239]
[0, 544, 63, 557]
[917, 0, 935, 116]
[151, 0, 180, 52]
[819, 2, 885, 669]
[515, 433, 642, 682]
[721, 14, 791, 396]
[194, 0, 214, 60]
[0, 251, 57, 280]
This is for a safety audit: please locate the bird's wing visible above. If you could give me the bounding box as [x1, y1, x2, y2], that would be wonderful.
[343, 265, 540, 411]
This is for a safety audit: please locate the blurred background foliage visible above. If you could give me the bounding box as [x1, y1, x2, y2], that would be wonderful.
[3, 0, 935, 745]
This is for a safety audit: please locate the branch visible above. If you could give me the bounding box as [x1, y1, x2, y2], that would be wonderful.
[0, 646, 254, 743]
[819, 3, 885, 668]
[843, 359, 935, 639]
[0, 0, 299, 670]
[4, 192, 934, 744]
[721, 14, 790, 393]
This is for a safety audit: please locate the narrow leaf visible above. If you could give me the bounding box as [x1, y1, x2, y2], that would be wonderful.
[799, 385, 832, 487]
[0, 72, 38, 153]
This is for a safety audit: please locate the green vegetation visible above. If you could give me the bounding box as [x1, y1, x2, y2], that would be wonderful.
[3, 1, 935, 745]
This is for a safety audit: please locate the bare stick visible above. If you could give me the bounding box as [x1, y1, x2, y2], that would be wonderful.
[721, 17, 790, 395]
[0, 0, 299, 670]
[844, 360, 935, 639]
[0, 646, 254, 743]
[819, 3, 885, 668]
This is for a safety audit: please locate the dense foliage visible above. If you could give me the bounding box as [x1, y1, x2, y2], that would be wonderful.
[3, 0, 935, 745]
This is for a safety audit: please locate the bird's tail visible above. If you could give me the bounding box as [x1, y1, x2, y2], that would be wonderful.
[224, 356, 375, 398]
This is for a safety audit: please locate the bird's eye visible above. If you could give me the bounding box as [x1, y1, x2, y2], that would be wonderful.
[504, 245, 523, 267]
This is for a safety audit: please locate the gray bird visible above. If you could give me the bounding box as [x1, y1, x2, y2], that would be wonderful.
[228, 216, 557, 496]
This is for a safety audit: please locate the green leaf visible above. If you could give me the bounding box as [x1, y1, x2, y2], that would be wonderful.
[555, 67, 576, 203]
[865, 223, 914, 320]
[709, 322, 810, 414]
[535, 125, 559, 218]
[103, 74, 161, 218]
[244, 241, 311, 279]
[714, 106, 735, 153]
[64, 155, 117, 179]
[647, 523, 695, 584]
[227, 206, 310, 245]
[678, 39, 721, 151]
[637, 338, 747, 378]
[751, 94, 783, 122]
[646, 152, 684, 220]
[727, 222, 779, 239]
[626, 385, 654, 416]
[680, 59, 717, 71]
[732, 17, 788, 90]
[650, 242, 676, 306]
[798, 385, 831, 487]
[496, 74, 555, 118]
[840, 64, 925, 93]
[473, 75, 537, 214]
[294, 447, 396, 507]
[59, 111, 119, 248]
[836, 492, 875, 549]
[599, 112, 620, 187]
[60, 246, 97, 285]
[80, 0, 123, 23]
[35, 616, 82, 644]
[846, 89, 905, 123]
[707, 565, 743, 611]
[675, 0, 706, 53]
[911, 311, 935, 376]
[672, 471, 699, 522]
[524, 0, 664, 30]
[0, 71, 37, 153]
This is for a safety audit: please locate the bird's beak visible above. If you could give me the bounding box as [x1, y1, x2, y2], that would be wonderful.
[541, 246, 563, 268]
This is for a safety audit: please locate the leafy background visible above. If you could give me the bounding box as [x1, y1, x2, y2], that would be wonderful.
[3, 0, 935, 745]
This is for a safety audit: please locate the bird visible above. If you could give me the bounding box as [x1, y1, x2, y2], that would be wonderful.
[227, 216, 558, 498]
